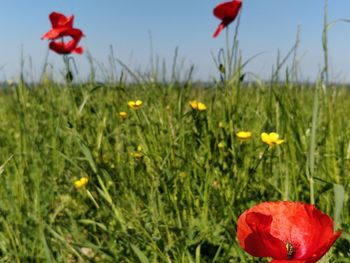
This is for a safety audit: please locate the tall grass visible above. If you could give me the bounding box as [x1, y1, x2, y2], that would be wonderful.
[0, 1, 349, 261]
[0, 73, 349, 262]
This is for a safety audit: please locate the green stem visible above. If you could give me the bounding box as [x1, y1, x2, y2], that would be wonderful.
[322, 0, 329, 85]
[309, 87, 319, 205]
[250, 146, 269, 175]
[225, 28, 231, 83]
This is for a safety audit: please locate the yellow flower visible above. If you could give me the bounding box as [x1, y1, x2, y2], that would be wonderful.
[218, 122, 225, 128]
[128, 100, 143, 110]
[118, 111, 127, 120]
[130, 145, 144, 159]
[261, 132, 285, 147]
[211, 180, 221, 190]
[236, 131, 252, 142]
[189, 100, 207, 111]
[197, 103, 207, 111]
[130, 151, 143, 159]
[74, 177, 89, 189]
[218, 141, 226, 149]
[179, 172, 187, 179]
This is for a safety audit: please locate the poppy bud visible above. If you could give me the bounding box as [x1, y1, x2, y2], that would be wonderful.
[66, 70, 73, 83]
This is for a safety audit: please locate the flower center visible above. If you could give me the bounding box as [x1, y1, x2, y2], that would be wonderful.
[286, 241, 296, 259]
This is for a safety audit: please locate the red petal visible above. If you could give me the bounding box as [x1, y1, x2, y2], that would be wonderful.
[238, 212, 287, 259]
[296, 205, 341, 261]
[42, 30, 58, 40]
[41, 27, 72, 40]
[43, 12, 78, 40]
[270, 261, 307, 263]
[213, 0, 242, 20]
[49, 40, 79, 55]
[64, 28, 84, 39]
[213, 23, 225, 38]
[48, 28, 83, 55]
[49, 41, 69, 54]
[73, 46, 84, 54]
[49, 12, 74, 29]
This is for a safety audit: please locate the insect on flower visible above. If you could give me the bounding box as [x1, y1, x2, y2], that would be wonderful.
[285, 241, 296, 259]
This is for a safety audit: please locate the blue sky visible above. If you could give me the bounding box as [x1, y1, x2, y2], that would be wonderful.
[1, 1, 350, 82]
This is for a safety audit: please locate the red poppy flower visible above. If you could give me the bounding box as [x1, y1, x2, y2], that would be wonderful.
[213, 0, 242, 38]
[42, 12, 84, 55]
[41, 12, 74, 40]
[237, 201, 341, 263]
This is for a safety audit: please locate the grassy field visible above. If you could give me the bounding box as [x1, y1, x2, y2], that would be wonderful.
[0, 75, 348, 262]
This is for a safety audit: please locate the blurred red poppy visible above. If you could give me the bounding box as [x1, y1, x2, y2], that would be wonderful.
[237, 201, 341, 263]
[42, 12, 84, 55]
[213, 0, 242, 38]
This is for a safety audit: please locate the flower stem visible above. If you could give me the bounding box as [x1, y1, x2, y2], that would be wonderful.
[249, 146, 269, 175]
[63, 55, 73, 83]
[322, 0, 329, 85]
[308, 87, 319, 205]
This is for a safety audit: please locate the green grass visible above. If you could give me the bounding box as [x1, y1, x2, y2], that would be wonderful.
[0, 78, 348, 262]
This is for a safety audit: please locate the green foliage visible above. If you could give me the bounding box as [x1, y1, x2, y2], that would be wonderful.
[0, 80, 348, 262]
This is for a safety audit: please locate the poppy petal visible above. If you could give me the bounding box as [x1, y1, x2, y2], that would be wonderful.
[42, 29, 59, 40]
[270, 261, 307, 263]
[239, 212, 287, 259]
[213, 0, 242, 20]
[49, 12, 74, 29]
[49, 41, 67, 54]
[213, 23, 225, 38]
[49, 37, 80, 55]
[48, 27, 84, 54]
[41, 27, 72, 40]
[73, 46, 84, 54]
[65, 28, 84, 39]
[42, 12, 78, 40]
[295, 206, 341, 261]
